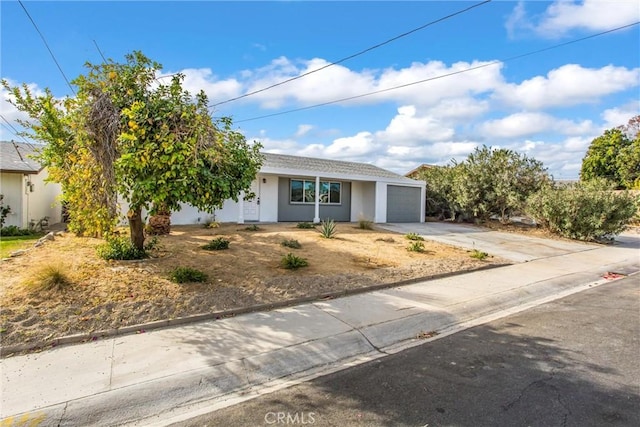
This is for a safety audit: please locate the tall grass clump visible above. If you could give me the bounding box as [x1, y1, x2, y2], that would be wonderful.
[26, 264, 73, 292]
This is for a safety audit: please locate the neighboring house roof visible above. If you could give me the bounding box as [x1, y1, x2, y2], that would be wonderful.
[405, 163, 438, 179]
[261, 152, 422, 185]
[0, 141, 42, 174]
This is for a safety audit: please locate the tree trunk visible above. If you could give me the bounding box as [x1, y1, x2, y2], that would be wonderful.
[128, 208, 145, 250]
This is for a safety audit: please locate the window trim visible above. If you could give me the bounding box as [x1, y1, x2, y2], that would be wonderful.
[290, 179, 342, 205]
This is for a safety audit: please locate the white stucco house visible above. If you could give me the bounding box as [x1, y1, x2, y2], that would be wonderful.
[168, 152, 426, 225]
[0, 141, 63, 228]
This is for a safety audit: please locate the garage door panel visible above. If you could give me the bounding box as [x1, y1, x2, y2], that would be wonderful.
[387, 185, 420, 222]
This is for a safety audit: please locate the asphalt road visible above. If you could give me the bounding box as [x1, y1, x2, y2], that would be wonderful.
[170, 275, 640, 427]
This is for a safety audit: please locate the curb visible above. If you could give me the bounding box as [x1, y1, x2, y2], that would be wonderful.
[0, 263, 509, 358]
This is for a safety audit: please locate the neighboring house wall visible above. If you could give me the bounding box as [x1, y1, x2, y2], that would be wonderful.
[277, 177, 351, 222]
[0, 173, 23, 227]
[26, 169, 62, 226]
[0, 170, 62, 228]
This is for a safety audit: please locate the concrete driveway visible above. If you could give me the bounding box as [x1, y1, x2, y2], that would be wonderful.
[379, 222, 599, 263]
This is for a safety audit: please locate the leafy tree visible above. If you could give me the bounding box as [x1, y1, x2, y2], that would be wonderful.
[526, 178, 637, 241]
[450, 146, 549, 222]
[617, 139, 640, 189]
[581, 115, 640, 189]
[414, 165, 461, 219]
[4, 51, 262, 250]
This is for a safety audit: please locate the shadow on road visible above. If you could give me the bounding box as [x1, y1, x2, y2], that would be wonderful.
[174, 279, 640, 427]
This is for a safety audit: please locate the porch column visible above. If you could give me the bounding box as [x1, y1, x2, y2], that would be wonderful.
[313, 175, 320, 223]
[238, 190, 245, 224]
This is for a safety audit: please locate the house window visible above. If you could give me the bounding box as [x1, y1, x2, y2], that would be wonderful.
[290, 179, 341, 204]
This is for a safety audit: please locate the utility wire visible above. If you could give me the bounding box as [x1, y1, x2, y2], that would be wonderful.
[0, 114, 36, 149]
[93, 39, 107, 62]
[18, 0, 76, 95]
[211, 0, 492, 107]
[236, 21, 639, 123]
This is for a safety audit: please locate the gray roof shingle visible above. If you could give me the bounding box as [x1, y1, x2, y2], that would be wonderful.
[261, 152, 419, 183]
[0, 141, 42, 173]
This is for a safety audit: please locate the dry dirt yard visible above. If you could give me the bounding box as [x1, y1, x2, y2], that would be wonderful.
[0, 222, 506, 351]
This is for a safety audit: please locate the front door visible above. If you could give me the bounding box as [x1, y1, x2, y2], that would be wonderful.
[243, 180, 260, 221]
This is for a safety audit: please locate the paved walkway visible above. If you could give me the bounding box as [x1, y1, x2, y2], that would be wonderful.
[1, 226, 638, 426]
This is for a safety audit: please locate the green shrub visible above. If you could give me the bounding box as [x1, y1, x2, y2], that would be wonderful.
[0, 225, 33, 237]
[358, 219, 374, 230]
[203, 219, 219, 229]
[296, 222, 316, 229]
[97, 236, 147, 260]
[144, 236, 160, 251]
[170, 267, 207, 283]
[407, 241, 426, 252]
[281, 252, 308, 269]
[202, 237, 230, 250]
[26, 264, 73, 292]
[244, 224, 260, 231]
[281, 239, 302, 249]
[526, 179, 638, 241]
[469, 249, 489, 260]
[319, 218, 337, 239]
[405, 232, 424, 241]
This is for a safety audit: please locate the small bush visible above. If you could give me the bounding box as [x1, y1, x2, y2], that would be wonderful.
[281, 239, 302, 249]
[97, 236, 146, 260]
[244, 224, 260, 231]
[405, 232, 424, 241]
[0, 225, 32, 237]
[202, 237, 230, 250]
[319, 218, 337, 239]
[26, 264, 72, 292]
[297, 222, 316, 229]
[470, 249, 489, 260]
[170, 267, 207, 283]
[526, 179, 638, 241]
[202, 219, 220, 229]
[281, 253, 308, 269]
[144, 236, 160, 251]
[358, 219, 374, 230]
[407, 241, 425, 252]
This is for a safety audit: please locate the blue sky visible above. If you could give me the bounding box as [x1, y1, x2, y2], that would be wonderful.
[1, 1, 639, 179]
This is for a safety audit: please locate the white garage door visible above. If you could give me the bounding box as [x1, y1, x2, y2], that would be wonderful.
[387, 185, 421, 222]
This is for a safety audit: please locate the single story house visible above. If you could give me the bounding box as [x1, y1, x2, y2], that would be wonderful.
[169, 152, 426, 225]
[0, 141, 63, 228]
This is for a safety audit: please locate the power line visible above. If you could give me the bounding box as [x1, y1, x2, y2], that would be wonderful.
[93, 39, 107, 62]
[236, 21, 639, 123]
[18, 0, 76, 95]
[0, 114, 35, 147]
[211, 0, 492, 107]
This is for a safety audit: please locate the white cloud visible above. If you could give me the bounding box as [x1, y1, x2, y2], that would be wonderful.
[0, 80, 47, 140]
[507, 0, 640, 38]
[601, 101, 640, 129]
[175, 68, 242, 105]
[175, 56, 505, 111]
[374, 105, 455, 145]
[479, 112, 595, 139]
[496, 64, 640, 110]
[425, 97, 490, 121]
[294, 124, 314, 138]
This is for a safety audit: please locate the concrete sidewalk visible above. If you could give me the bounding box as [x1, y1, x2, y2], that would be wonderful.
[1, 230, 638, 426]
